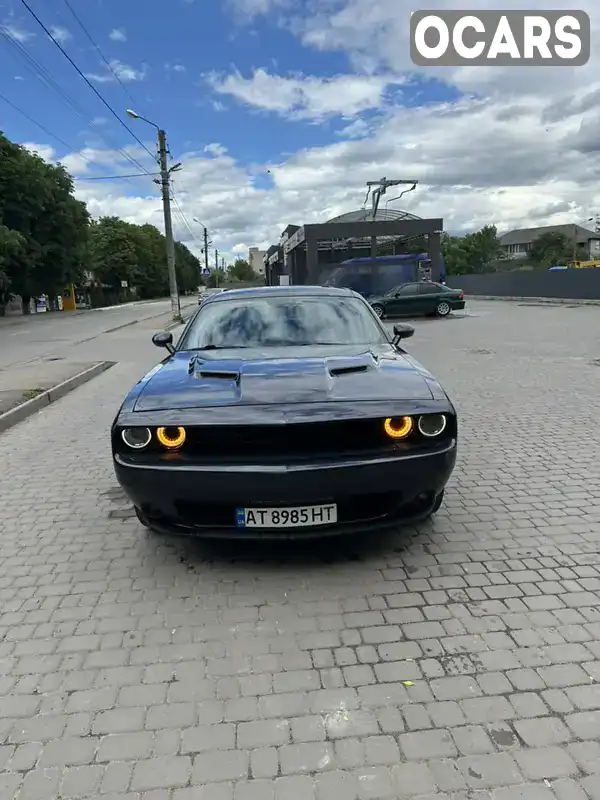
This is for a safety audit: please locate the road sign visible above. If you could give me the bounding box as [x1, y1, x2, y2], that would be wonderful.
[121, 280, 128, 288]
[202, 268, 211, 276]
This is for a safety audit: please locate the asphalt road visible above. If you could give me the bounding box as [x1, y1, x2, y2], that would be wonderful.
[0, 298, 600, 799]
[0, 298, 195, 370]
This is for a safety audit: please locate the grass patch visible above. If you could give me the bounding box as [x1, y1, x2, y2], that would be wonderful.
[22, 388, 45, 401]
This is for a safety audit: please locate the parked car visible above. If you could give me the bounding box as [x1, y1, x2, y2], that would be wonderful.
[369, 282, 465, 319]
[111, 285, 457, 539]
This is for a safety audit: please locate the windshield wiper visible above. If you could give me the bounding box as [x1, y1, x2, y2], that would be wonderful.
[188, 345, 249, 351]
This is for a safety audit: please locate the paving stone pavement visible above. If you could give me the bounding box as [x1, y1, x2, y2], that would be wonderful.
[0, 299, 599, 800]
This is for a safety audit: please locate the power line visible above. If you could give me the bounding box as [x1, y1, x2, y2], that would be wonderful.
[0, 25, 153, 178]
[0, 90, 161, 183]
[0, 90, 90, 158]
[171, 193, 198, 242]
[18, 0, 157, 163]
[76, 172, 161, 180]
[59, 0, 138, 107]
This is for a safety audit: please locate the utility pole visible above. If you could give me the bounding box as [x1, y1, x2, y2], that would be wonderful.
[126, 110, 182, 322]
[203, 227, 209, 274]
[157, 129, 180, 320]
[215, 249, 219, 288]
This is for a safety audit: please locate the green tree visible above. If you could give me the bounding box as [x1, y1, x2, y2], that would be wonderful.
[87, 217, 140, 291]
[228, 258, 256, 282]
[206, 269, 226, 288]
[0, 132, 89, 306]
[174, 240, 201, 292]
[443, 225, 503, 275]
[529, 231, 585, 268]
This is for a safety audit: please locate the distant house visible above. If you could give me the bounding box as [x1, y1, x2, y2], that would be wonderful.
[248, 247, 267, 276]
[499, 224, 600, 260]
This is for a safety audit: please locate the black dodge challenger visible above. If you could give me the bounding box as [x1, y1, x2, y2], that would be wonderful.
[112, 285, 457, 538]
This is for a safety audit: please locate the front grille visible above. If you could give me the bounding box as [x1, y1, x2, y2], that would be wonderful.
[184, 419, 389, 460]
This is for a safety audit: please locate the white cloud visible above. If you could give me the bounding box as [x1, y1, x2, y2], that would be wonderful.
[22, 143, 55, 162]
[1, 22, 34, 43]
[86, 59, 147, 83]
[32, 75, 599, 266]
[204, 143, 228, 157]
[206, 68, 402, 120]
[109, 27, 127, 42]
[13, 1, 600, 264]
[49, 25, 71, 44]
[227, 0, 290, 20]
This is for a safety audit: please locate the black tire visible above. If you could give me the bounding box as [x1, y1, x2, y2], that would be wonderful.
[435, 300, 451, 317]
[371, 304, 384, 319]
[430, 489, 444, 514]
[134, 507, 150, 528]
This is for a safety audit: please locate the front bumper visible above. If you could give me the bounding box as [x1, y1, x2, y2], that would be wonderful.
[114, 442, 457, 538]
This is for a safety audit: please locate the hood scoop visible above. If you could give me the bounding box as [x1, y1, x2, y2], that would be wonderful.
[197, 369, 240, 381]
[329, 364, 369, 377]
[188, 356, 239, 381]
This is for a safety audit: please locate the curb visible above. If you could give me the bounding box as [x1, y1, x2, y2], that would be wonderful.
[165, 309, 195, 331]
[0, 361, 116, 434]
[106, 305, 196, 335]
[469, 295, 600, 306]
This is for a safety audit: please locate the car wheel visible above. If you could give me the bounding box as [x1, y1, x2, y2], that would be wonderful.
[435, 301, 451, 317]
[430, 489, 444, 514]
[134, 506, 150, 528]
[371, 304, 384, 319]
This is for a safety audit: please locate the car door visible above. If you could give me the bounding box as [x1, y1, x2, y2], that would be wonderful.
[386, 283, 422, 316]
[417, 282, 445, 314]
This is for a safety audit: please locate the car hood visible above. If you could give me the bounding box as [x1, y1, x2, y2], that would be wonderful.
[132, 344, 436, 412]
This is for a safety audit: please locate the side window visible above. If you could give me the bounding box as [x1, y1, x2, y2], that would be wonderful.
[398, 283, 420, 294]
[418, 283, 439, 294]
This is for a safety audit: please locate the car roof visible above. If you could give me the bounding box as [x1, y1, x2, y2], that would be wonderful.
[203, 285, 358, 303]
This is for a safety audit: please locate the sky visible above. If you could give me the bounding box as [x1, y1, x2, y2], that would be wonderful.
[1, 0, 599, 263]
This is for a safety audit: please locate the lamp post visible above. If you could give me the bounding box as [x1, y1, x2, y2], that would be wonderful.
[126, 109, 181, 321]
[193, 218, 211, 278]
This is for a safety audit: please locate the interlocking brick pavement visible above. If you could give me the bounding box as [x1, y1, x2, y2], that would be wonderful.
[0, 299, 600, 799]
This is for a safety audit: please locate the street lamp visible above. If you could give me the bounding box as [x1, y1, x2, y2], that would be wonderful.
[126, 109, 181, 321]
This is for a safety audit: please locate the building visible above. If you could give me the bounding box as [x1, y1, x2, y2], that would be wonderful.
[264, 209, 443, 286]
[248, 247, 267, 275]
[499, 224, 600, 261]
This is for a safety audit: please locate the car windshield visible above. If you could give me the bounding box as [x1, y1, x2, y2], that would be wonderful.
[179, 294, 387, 350]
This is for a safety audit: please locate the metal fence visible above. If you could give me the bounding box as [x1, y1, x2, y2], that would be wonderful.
[446, 268, 600, 300]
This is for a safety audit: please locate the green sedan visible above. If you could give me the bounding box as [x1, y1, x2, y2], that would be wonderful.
[368, 282, 465, 319]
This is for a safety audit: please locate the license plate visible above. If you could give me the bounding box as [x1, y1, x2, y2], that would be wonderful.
[235, 504, 337, 528]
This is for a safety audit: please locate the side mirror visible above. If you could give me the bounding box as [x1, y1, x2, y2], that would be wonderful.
[392, 323, 414, 345]
[152, 331, 175, 354]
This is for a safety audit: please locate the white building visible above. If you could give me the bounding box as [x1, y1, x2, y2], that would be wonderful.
[249, 247, 267, 275]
